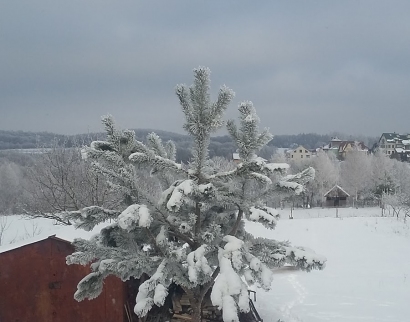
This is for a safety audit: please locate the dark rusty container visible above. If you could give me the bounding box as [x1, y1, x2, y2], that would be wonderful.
[0, 236, 125, 322]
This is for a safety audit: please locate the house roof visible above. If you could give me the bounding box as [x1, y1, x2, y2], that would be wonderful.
[379, 133, 410, 143]
[394, 147, 410, 153]
[323, 185, 350, 197]
[338, 141, 368, 153]
[232, 153, 267, 163]
[291, 145, 311, 153]
[0, 217, 112, 255]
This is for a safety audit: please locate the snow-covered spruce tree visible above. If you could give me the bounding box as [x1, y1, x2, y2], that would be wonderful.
[65, 67, 326, 322]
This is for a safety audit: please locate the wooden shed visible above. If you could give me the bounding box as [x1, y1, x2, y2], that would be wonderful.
[0, 235, 126, 322]
[324, 185, 350, 208]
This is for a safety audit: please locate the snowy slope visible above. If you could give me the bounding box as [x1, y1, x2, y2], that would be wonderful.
[246, 208, 410, 322]
[1, 208, 409, 321]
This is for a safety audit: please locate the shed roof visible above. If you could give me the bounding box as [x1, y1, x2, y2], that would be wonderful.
[323, 185, 350, 197]
[0, 218, 111, 254]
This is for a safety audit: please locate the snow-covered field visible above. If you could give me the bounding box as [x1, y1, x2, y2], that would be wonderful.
[1, 207, 409, 321]
[246, 207, 410, 322]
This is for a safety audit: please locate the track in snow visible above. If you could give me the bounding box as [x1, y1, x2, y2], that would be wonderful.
[279, 273, 308, 322]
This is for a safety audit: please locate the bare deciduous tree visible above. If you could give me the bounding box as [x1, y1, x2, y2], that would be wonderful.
[0, 161, 25, 215]
[24, 140, 119, 224]
[340, 150, 372, 207]
[0, 215, 12, 246]
[308, 151, 340, 207]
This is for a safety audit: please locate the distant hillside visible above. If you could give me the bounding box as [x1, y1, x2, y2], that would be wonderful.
[0, 129, 378, 162]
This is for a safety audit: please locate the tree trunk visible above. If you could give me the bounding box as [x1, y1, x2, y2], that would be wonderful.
[190, 296, 203, 322]
[184, 288, 204, 322]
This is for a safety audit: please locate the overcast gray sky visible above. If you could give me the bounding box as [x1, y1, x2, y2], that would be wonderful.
[1, 1, 410, 136]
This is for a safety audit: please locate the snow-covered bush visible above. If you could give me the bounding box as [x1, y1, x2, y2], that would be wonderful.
[64, 67, 326, 322]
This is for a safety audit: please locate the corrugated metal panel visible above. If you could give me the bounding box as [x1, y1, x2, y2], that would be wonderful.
[0, 237, 125, 322]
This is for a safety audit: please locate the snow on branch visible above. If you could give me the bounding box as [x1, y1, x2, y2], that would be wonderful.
[277, 180, 304, 195]
[270, 167, 315, 196]
[248, 172, 272, 185]
[134, 261, 169, 317]
[208, 160, 289, 183]
[248, 206, 279, 229]
[265, 162, 290, 173]
[227, 101, 273, 163]
[62, 206, 120, 231]
[284, 246, 327, 271]
[129, 152, 182, 172]
[146, 133, 168, 158]
[186, 245, 213, 284]
[283, 167, 315, 185]
[211, 247, 250, 322]
[74, 272, 105, 301]
[245, 237, 287, 270]
[243, 252, 273, 290]
[118, 204, 152, 231]
[159, 180, 194, 212]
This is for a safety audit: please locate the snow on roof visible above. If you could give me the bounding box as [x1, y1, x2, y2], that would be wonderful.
[323, 185, 350, 197]
[232, 153, 240, 160]
[232, 153, 267, 163]
[0, 216, 111, 254]
[254, 156, 268, 163]
[380, 133, 410, 143]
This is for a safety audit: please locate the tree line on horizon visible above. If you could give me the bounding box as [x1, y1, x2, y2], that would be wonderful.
[0, 129, 378, 162]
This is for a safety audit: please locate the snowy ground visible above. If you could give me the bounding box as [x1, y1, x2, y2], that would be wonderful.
[246, 207, 410, 322]
[1, 208, 409, 321]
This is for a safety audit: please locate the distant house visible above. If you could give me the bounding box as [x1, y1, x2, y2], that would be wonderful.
[324, 185, 350, 208]
[232, 152, 267, 164]
[321, 137, 343, 157]
[290, 145, 312, 161]
[322, 137, 368, 160]
[377, 132, 410, 161]
[337, 141, 368, 160]
[232, 152, 241, 164]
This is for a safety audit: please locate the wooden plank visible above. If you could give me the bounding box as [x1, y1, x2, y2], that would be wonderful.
[180, 294, 191, 306]
[173, 313, 192, 321]
[172, 293, 182, 313]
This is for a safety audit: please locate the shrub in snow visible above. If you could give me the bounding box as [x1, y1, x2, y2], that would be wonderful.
[64, 67, 326, 322]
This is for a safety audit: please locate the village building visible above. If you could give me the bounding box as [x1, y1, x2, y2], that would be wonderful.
[321, 137, 343, 157]
[289, 145, 312, 161]
[323, 185, 350, 208]
[377, 132, 410, 161]
[337, 141, 368, 160]
[322, 137, 368, 160]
